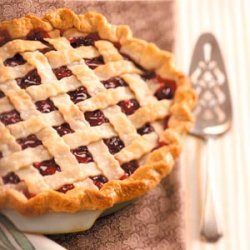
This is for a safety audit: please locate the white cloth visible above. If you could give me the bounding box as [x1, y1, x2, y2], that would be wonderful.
[176, 0, 250, 250]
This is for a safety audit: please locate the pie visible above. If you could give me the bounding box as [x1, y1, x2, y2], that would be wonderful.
[0, 8, 196, 217]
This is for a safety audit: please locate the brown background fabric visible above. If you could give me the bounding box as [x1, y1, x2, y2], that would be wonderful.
[0, 0, 175, 51]
[0, 1, 185, 249]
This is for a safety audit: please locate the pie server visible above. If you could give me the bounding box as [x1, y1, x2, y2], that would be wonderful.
[189, 33, 233, 242]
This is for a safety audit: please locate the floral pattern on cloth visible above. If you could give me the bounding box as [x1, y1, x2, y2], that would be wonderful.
[0, 0, 175, 51]
[50, 164, 185, 250]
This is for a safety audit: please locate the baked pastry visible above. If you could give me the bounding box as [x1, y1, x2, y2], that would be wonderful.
[0, 8, 196, 217]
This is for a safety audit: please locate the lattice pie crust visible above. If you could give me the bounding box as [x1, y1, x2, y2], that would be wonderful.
[0, 9, 196, 216]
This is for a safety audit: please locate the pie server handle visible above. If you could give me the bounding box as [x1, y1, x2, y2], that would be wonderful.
[200, 137, 223, 242]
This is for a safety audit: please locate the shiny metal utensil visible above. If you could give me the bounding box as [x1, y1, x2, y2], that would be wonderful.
[189, 33, 233, 242]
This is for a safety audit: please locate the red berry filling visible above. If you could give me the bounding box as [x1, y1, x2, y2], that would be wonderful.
[85, 56, 104, 69]
[0, 30, 11, 46]
[39, 47, 55, 54]
[16, 134, 42, 150]
[16, 69, 41, 89]
[69, 33, 100, 47]
[84, 110, 109, 127]
[118, 99, 140, 115]
[71, 146, 93, 163]
[53, 66, 73, 80]
[33, 159, 61, 176]
[23, 189, 35, 199]
[57, 183, 75, 193]
[35, 99, 57, 113]
[53, 123, 74, 137]
[113, 42, 121, 50]
[137, 123, 155, 135]
[68, 86, 90, 104]
[103, 136, 125, 154]
[155, 77, 177, 100]
[2, 172, 21, 184]
[90, 175, 108, 189]
[0, 110, 22, 125]
[0, 90, 4, 98]
[121, 160, 139, 177]
[26, 29, 49, 42]
[163, 115, 170, 129]
[4, 54, 26, 67]
[156, 141, 168, 149]
[101, 77, 127, 89]
[141, 71, 156, 81]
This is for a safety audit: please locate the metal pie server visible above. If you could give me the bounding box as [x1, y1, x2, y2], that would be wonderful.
[189, 33, 233, 242]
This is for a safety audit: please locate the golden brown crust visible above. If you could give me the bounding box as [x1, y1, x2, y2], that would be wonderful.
[0, 8, 196, 216]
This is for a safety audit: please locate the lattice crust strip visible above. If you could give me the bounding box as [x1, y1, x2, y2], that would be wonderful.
[0, 9, 196, 215]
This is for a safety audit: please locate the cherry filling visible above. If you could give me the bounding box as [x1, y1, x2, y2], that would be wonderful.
[113, 42, 121, 50]
[16, 69, 41, 89]
[141, 71, 156, 81]
[0, 30, 11, 46]
[39, 47, 55, 54]
[4, 54, 26, 67]
[53, 123, 74, 137]
[121, 160, 139, 177]
[23, 189, 35, 199]
[17, 134, 42, 150]
[57, 183, 75, 193]
[163, 115, 170, 129]
[71, 146, 93, 163]
[103, 136, 125, 154]
[26, 29, 49, 42]
[35, 99, 57, 113]
[33, 159, 61, 176]
[101, 77, 127, 89]
[84, 110, 109, 127]
[118, 99, 140, 115]
[53, 66, 73, 80]
[68, 86, 90, 104]
[2, 172, 21, 184]
[156, 141, 168, 149]
[0, 110, 22, 125]
[69, 33, 100, 47]
[90, 175, 108, 189]
[154, 77, 177, 100]
[84, 56, 104, 69]
[137, 123, 155, 135]
[0, 91, 4, 98]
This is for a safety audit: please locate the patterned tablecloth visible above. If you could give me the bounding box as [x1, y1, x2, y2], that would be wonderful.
[0, 1, 187, 250]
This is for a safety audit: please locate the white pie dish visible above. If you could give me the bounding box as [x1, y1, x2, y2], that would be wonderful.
[1, 200, 133, 234]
